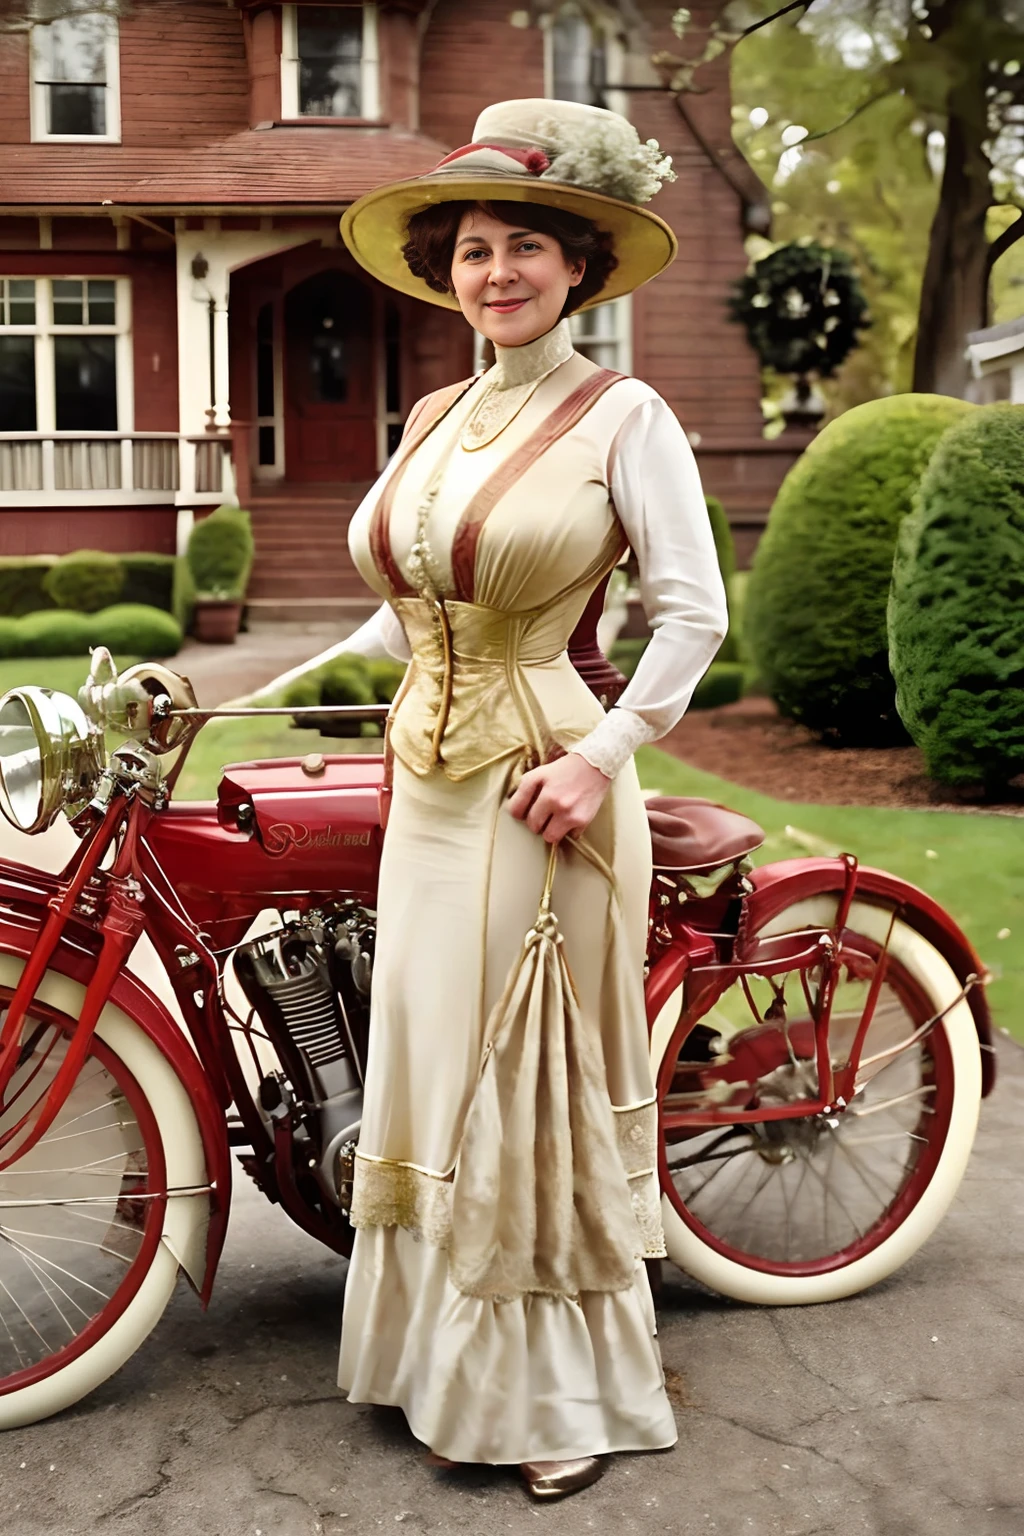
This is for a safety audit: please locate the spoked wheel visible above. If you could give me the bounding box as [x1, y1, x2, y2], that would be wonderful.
[0, 960, 202, 1430]
[652, 896, 983, 1305]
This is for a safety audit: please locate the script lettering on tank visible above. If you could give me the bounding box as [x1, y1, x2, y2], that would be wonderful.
[262, 823, 373, 856]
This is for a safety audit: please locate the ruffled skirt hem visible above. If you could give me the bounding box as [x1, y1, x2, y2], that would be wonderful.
[339, 1225, 678, 1465]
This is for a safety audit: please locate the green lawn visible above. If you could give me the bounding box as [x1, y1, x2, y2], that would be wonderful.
[636, 746, 1024, 1042]
[0, 655, 140, 699]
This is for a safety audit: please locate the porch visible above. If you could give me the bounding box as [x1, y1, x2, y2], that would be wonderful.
[0, 429, 236, 506]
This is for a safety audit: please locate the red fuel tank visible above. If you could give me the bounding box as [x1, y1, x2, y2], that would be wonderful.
[145, 753, 386, 938]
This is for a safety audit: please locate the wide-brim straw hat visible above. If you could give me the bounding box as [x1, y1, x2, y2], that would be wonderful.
[340, 98, 678, 313]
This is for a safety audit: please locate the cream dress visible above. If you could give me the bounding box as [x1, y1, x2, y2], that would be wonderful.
[332, 322, 726, 1464]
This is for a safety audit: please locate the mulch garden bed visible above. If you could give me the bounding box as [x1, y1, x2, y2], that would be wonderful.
[660, 696, 1024, 817]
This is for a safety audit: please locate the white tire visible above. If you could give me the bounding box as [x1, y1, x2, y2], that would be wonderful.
[652, 896, 983, 1306]
[0, 955, 210, 1429]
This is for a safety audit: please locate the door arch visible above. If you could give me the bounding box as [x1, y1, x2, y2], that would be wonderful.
[283, 270, 377, 481]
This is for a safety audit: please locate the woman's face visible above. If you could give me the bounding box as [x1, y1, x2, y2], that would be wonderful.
[449, 208, 585, 347]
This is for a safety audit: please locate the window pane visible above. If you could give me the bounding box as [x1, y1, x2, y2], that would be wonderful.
[86, 279, 116, 325]
[54, 335, 117, 429]
[7, 281, 36, 326]
[297, 6, 362, 117]
[572, 303, 616, 340]
[256, 302, 275, 417]
[577, 341, 618, 371]
[47, 82, 106, 135]
[52, 279, 84, 326]
[0, 338, 37, 431]
[36, 15, 108, 83]
[258, 425, 276, 466]
[552, 13, 598, 105]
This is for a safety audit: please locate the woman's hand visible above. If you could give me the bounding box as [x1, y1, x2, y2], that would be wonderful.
[506, 752, 612, 844]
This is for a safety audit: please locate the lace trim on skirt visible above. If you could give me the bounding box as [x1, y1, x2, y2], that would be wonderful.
[351, 1100, 666, 1261]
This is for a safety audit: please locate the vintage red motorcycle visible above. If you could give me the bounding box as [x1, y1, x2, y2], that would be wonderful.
[0, 640, 993, 1430]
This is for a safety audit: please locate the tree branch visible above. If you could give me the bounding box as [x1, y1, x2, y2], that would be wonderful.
[733, 0, 814, 42]
[985, 206, 1024, 278]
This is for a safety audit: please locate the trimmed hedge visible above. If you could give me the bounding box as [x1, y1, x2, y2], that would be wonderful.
[92, 604, 182, 657]
[889, 404, 1024, 792]
[692, 661, 745, 711]
[283, 652, 406, 738]
[121, 553, 176, 612]
[0, 604, 181, 659]
[43, 550, 125, 613]
[745, 393, 975, 744]
[0, 551, 180, 619]
[187, 505, 254, 598]
[0, 556, 56, 618]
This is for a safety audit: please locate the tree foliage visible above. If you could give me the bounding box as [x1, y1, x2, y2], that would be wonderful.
[669, 1, 1024, 399]
[889, 404, 1024, 791]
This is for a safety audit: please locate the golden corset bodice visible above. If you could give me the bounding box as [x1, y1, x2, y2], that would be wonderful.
[353, 363, 630, 780]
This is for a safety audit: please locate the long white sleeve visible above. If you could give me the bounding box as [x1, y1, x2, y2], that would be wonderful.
[572, 396, 729, 778]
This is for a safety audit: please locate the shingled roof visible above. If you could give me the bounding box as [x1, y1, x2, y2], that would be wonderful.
[0, 126, 450, 209]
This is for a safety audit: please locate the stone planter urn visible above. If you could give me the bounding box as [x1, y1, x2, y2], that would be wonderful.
[193, 597, 243, 644]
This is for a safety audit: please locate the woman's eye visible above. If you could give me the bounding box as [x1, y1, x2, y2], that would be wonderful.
[464, 249, 488, 261]
[517, 242, 541, 253]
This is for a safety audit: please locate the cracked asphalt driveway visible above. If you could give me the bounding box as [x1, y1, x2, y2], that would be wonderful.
[2, 1040, 1023, 1536]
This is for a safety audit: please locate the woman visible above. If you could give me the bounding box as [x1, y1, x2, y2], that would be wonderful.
[279, 98, 727, 1498]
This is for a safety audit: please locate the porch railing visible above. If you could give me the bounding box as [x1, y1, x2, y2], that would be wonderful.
[0, 431, 237, 507]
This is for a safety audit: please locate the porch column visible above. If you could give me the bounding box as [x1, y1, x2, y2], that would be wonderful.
[212, 294, 231, 430]
[173, 225, 312, 507]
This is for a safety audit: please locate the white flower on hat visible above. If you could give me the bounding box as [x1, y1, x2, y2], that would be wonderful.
[536, 116, 677, 205]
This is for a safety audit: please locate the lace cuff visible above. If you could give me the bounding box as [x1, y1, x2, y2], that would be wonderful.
[571, 707, 658, 779]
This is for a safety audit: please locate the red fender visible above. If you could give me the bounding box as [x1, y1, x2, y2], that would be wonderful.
[0, 899, 231, 1304]
[741, 858, 996, 1096]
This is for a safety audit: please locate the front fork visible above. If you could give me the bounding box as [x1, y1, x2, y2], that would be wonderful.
[0, 791, 146, 1168]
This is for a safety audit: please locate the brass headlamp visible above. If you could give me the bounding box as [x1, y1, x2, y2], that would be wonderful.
[0, 686, 105, 835]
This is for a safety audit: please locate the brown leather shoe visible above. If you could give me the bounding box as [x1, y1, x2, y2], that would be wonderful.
[519, 1457, 603, 1500]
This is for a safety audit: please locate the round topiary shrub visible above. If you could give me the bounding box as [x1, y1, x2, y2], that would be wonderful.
[16, 609, 94, 656]
[745, 393, 975, 744]
[0, 618, 23, 657]
[43, 550, 124, 613]
[90, 604, 182, 658]
[186, 507, 254, 598]
[889, 403, 1024, 793]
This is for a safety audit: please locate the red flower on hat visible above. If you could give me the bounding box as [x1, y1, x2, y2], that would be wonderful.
[523, 149, 550, 176]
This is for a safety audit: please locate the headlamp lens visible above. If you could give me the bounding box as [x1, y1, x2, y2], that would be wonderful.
[0, 691, 45, 833]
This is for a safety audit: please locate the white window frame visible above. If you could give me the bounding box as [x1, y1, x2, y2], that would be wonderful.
[569, 296, 633, 374]
[280, 3, 380, 122]
[541, 3, 628, 119]
[472, 297, 632, 377]
[29, 8, 121, 145]
[0, 275, 133, 436]
[252, 295, 285, 482]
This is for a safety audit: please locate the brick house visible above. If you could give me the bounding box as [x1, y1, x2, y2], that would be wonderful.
[0, 0, 805, 621]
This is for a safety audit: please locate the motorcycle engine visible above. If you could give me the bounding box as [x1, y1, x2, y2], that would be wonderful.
[232, 900, 374, 1208]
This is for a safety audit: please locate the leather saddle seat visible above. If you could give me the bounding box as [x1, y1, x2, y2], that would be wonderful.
[644, 795, 764, 875]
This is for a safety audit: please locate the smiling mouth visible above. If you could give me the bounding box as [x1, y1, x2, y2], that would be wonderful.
[486, 298, 529, 311]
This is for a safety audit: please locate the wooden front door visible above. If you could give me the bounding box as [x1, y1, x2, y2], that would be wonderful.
[284, 270, 377, 481]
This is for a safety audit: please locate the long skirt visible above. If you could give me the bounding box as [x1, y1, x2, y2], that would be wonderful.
[338, 751, 677, 1464]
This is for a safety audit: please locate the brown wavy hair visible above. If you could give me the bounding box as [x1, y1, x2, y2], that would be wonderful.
[401, 200, 617, 317]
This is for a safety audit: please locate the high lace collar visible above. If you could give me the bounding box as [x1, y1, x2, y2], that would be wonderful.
[491, 319, 575, 391]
